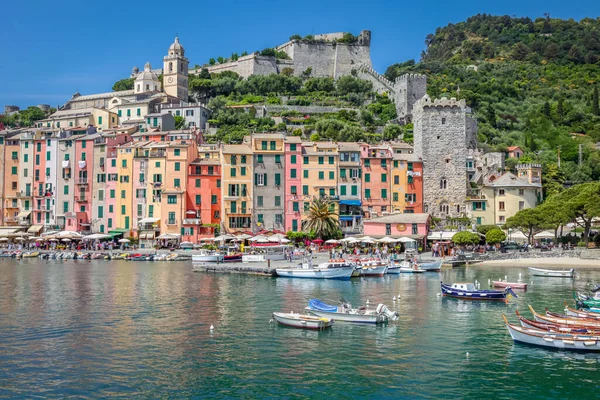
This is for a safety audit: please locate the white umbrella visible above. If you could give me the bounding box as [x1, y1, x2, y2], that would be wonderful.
[359, 236, 375, 242]
[268, 237, 290, 243]
[61, 238, 71, 242]
[325, 239, 339, 244]
[84, 233, 112, 240]
[534, 230, 555, 239]
[14, 237, 26, 241]
[0, 238, 8, 242]
[361, 239, 375, 244]
[252, 237, 270, 244]
[377, 237, 397, 244]
[236, 233, 253, 240]
[248, 235, 268, 242]
[118, 239, 131, 243]
[48, 238, 59, 242]
[214, 234, 234, 242]
[397, 237, 416, 243]
[340, 237, 357, 243]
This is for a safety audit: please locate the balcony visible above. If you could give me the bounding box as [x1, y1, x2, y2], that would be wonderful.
[62, 160, 71, 169]
[183, 218, 201, 225]
[532, 177, 541, 183]
[407, 171, 421, 177]
[4, 217, 17, 223]
[136, 181, 147, 187]
[75, 178, 88, 185]
[152, 181, 163, 188]
[319, 195, 340, 201]
[342, 225, 363, 234]
[75, 196, 87, 202]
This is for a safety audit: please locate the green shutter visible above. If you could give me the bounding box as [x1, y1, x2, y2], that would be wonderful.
[340, 186, 346, 195]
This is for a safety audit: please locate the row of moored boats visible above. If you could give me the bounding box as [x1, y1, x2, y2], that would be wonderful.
[2, 251, 180, 261]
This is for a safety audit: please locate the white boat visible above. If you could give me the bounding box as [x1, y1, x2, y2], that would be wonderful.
[416, 259, 443, 271]
[504, 315, 600, 351]
[528, 267, 574, 278]
[192, 250, 224, 263]
[399, 265, 425, 273]
[306, 299, 398, 324]
[358, 258, 388, 276]
[276, 260, 355, 280]
[272, 312, 333, 330]
[242, 245, 290, 263]
[387, 261, 401, 275]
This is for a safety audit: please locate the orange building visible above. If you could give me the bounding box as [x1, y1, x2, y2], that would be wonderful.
[360, 144, 392, 218]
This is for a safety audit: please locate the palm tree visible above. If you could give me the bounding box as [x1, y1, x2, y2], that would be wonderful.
[302, 197, 339, 239]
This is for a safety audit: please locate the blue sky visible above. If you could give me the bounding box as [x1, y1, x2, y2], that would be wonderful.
[2, 0, 599, 109]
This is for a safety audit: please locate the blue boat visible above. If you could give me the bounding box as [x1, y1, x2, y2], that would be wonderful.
[440, 282, 518, 302]
[306, 299, 398, 324]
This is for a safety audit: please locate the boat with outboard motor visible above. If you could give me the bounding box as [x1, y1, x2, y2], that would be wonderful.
[192, 250, 224, 263]
[276, 259, 355, 280]
[356, 258, 388, 276]
[306, 298, 398, 324]
[440, 282, 518, 302]
[272, 312, 333, 330]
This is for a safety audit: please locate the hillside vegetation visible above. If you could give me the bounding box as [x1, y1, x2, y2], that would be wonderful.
[385, 14, 600, 188]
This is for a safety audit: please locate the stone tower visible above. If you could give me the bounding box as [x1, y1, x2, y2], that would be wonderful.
[394, 74, 427, 122]
[413, 96, 478, 219]
[163, 37, 189, 101]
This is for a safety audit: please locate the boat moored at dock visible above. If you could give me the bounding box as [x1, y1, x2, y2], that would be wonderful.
[276, 260, 355, 280]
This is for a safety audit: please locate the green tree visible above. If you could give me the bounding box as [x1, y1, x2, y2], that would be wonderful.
[543, 163, 565, 198]
[383, 124, 403, 140]
[451, 231, 480, 246]
[302, 197, 339, 239]
[208, 58, 216, 66]
[593, 85, 600, 116]
[512, 43, 530, 61]
[506, 207, 543, 244]
[112, 77, 135, 91]
[476, 225, 501, 235]
[174, 115, 186, 130]
[553, 182, 600, 243]
[198, 68, 211, 79]
[485, 229, 506, 244]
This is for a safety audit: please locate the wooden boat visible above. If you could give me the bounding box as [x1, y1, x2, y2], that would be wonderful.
[564, 304, 600, 320]
[417, 259, 442, 272]
[306, 299, 398, 324]
[516, 311, 600, 334]
[358, 259, 388, 276]
[223, 253, 243, 262]
[528, 267, 574, 278]
[22, 251, 40, 258]
[529, 305, 600, 328]
[503, 315, 600, 351]
[276, 260, 355, 280]
[492, 281, 527, 289]
[272, 312, 333, 330]
[441, 282, 518, 302]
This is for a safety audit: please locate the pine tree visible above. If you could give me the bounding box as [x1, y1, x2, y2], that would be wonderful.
[556, 97, 564, 119]
[593, 85, 600, 116]
[542, 101, 551, 118]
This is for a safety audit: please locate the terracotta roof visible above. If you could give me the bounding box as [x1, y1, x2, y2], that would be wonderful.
[507, 146, 522, 151]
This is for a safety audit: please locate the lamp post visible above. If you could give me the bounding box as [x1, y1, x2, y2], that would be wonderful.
[508, 228, 512, 243]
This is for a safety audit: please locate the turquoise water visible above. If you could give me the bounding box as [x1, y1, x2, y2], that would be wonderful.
[1, 259, 599, 398]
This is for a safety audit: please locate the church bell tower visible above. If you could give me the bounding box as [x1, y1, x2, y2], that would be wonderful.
[163, 37, 189, 101]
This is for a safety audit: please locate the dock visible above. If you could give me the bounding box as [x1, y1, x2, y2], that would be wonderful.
[195, 262, 277, 276]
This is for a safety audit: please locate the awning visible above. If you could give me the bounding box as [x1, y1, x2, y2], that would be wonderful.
[17, 211, 31, 218]
[339, 199, 361, 206]
[138, 217, 159, 224]
[0, 228, 18, 234]
[427, 231, 458, 241]
[108, 229, 129, 238]
[157, 233, 180, 239]
[27, 225, 44, 233]
[339, 215, 362, 221]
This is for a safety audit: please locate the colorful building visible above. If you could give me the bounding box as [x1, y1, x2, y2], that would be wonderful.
[220, 143, 253, 233]
[301, 142, 339, 227]
[360, 144, 392, 218]
[362, 213, 430, 245]
[284, 136, 302, 233]
[390, 153, 424, 214]
[337, 142, 363, 235]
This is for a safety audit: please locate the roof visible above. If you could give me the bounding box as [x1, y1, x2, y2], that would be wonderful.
[68, 90, 135, 102]
[363, 213, 430, 224]
[221, 144, 252, 154]
[392, 153, 420, 162]
[487, 172, 541, 188]
[507, 146, 522, 151]
[338, 142, 360, 151]
[135, 62, 160, 82]
[284, 136, 302, 143]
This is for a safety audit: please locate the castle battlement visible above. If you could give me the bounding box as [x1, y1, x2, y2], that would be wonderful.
[357, 63, 394, 89]
[394, 73, 427, 84]
[414, 96, 467, 110]
[516, 164, 542, 169]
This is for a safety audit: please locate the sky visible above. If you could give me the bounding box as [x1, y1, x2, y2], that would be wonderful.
[2, 0, 599, 109]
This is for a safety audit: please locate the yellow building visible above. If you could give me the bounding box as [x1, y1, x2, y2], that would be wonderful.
[115, 143, 135, 233]
[301, 142, 339, 223]
[220, 143, 253, 233]
[471, 172, 542, 226]
[145, 144, 167, 234]
[38, 107, 118, 131]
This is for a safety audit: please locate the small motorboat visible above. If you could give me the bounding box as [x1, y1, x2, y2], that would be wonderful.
[22, 251, 40, 258]
[224, 253, 243, 262]
[192, 250, 224, 263]
[441, 282, 518, 302]
[492, 281, 527, 290]
[442, 254, 468, 267]
[386, 261, 401, 274]
[272, 312, 333, 330]
[276, 260, 355, 280]
[416, 259, 442, 272]
[165, 253, 179, 261]
[503, 315, 600, 351]
[399, 261, 425, 273]
[91, 253, 104, 259]
[528, 267, 574, 278]
[306, 299, 398, 324]
[0, 251, 14, 258]
[358, 258, 388, 276]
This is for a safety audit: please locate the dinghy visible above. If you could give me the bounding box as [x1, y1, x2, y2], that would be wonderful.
[272, 312, 333, 330]
[306, 299, 398, 324]
[528, 267, 574, 278]
[492, 281, 527, 289]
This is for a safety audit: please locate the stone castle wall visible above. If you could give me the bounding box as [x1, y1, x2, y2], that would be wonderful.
[413, 96, 475, 219]
[395, 74, 427, 120]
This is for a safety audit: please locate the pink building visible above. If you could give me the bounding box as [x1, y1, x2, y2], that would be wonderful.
[31, 135, 47, 230]
[360, 144, 392, 218]
[362, 213, 430, 247]
[507, 146, 523, 159]
[284, 136, 302, 232]
[74, 135, 94, 232]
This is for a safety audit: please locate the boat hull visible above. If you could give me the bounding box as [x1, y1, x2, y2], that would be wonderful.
[506, 320, 600, 351]
[307, 309, 385, 324]
[418, 260, 443, 271]
[492, 281, 527, 289]
[272, 312, 333, 330]
[360, 265, 388, 276]
[399, 267, 425, 273]
[386, 266, 400, 275]
[223, 254, 243, 262]
[192, 254, 224, 263]
[276, 266, 354, 280]
[441, 282, 512, 301]
[528, 267, 574, 278]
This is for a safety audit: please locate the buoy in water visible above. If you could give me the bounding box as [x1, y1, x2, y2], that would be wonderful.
[466, 352, 469, 358]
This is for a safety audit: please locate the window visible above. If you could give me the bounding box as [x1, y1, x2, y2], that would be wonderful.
[292, 219, 298, 231]
[319, 188, 325, 196]
[365, 189, 371, 198]
[108, 218, 113, 228]
[442, 117, 446, 125]
[230, 168, 236, 177]
[365, 173, 370, 183]
[340, 186, 347, 196]
[407, 162, 413, 171]
[122, 159, 127, 168]
[24, 154, 28, 162]
[121, 205, 126, 215]
[318, 171, 324, 180]
[381, 159, 387, 168]
[98, 190, 104, 201]
[329, 171, 334, 180]
[499, 201, 505, 211]
[381, 189, 387, 199]
[110, 189, 115, 198]
[111, 159, 116, 167]
[351, 185, 357, 196]
[208, 166, 214, 175]
[328, 156, 334, 165]
[293, 202, 299, 212]
[472, 201, 486, 211]
[499, 216, 505, 223]
[519, 189, 524, 195]
[340, 169, 346, 178]
[155, 161, 160, 167]
[98, 206, 104, 218]
[81, 141, 86, 149]
[240, 167, 246, 176]
[440, 203, 449, 214]
[261, 141, 267, 150]
[275, 173, 281, 186]
[11, 166, 17, 175]
[519, 201, 525, 210]
[290, 186, 297, 195]
[195, 179, 201, 188]
[275, 196, 281, 207]
[168, 212, 176, 225]
[231, 155, 237, 165]
[174, 178, 180, 187]
[175, 162, 180, 171]
[290, 169, 297, 178]
[412, 223, 418, 235]
[303, 156, 309, 165]
[257, 155, 263, 163]
[270, 141, 276, 150]
[406, 193, 417, 203]
[240, 155, 247, 164]
[408, 176, 414, 184]
[257, 196, 264, 207]
[211, 195, 217, 204]
[394, 175, 399, 185]
[275, 214, 283, 225]
[290, 144, 297, 151]
[195, 195, 201, 205]
[217, 179, 220, 188]
[290, 155, 297, 164]
[304, 202, 310, 212]
[303, 170, 308, 179]
[499, 189, 505, 196]
[11, 152, 17, 160]
[255, 173, 266, 186]
[121, 190, 126, 199]
[302, 185, 308, 195]
[148, 205, 153, 217]
[386, 224, 391, 235]
[381, 173, 387, 183]
[440, 179, 447, 189]
[329, 188, 335, 196]
[364, 159, 370, 167]
[318, 157, 324, 165]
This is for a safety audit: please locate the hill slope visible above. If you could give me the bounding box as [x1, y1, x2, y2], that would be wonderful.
[385, 14, 600, 187]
